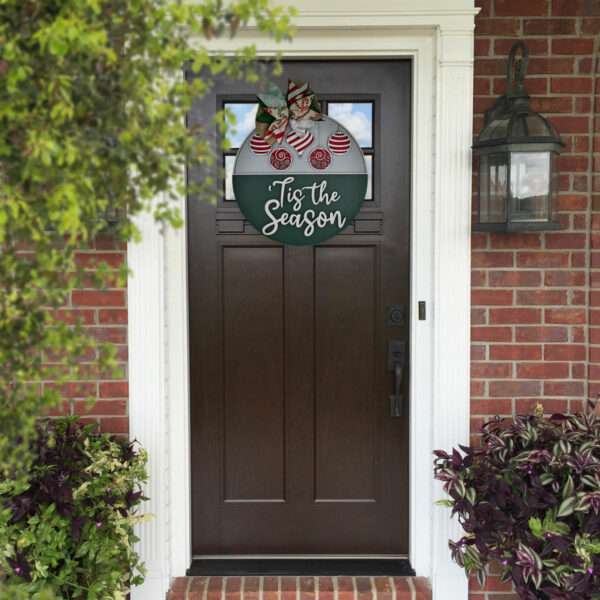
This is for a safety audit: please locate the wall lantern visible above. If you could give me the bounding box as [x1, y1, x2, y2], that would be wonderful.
[472, 41, 564, 232]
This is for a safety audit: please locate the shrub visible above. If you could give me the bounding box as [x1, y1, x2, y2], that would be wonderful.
[0, 417, 148, 599]
[434, 410, 600, 600]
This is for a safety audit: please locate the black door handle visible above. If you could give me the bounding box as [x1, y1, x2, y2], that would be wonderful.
[388, 340, 406, 417]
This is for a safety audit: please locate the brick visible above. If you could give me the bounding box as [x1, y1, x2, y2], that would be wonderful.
[57, 382, 97, 398]
[552, 38, 595, 54]
[472, 327, 513, 343]
[472, 344, 487, 360]
[557, 156, 589, 173]
[472, 270, 486, 287]
[516, 326, 568, 342]
[471, 380, 485, 396]
[489, 270, 541, 287]
[544, 270, 586, 286]
[530, 96, 572, 113]
[471, 362, 512, 378]
[494, 38, 548, 56]
[517, 362, 569, 378]
[516, 290, 568, 305]
[517, 252, 569, 268]
[544, 381, 585, 396]
[528, 57, 575, 74]
[72, 290, 125, 307]
[475, 59, 507, 76]
[545, 233, 586, 250]
[94, 235, 126, 250]
[88, 326, 127, 344]
[516, 398, 569, 414]
[545, 308, 585, 324]
[475, 18, 521, 35]
[490, 233, 540, 249]
[472, 308, 487, 325]
[558, 194, 588, 210]
[490, 345, 542, 360]
[99, 381, 129, 398]
[75, 252, 124, 269]
[475, 38, 491, 57]
[474, 77, 491, 95]
[98, 309, 128, 324]
[489, 308, 541, 324]
[472, 252, 514, 268]
[472, 290, 513, 305]
[494, 76, 548, 96]
[544, 344, 586, 360]
[551, 0, 587, 15]
[496, 0, 548, 15]
[471, 398, 513, 414]
[74, 399, 127, 416]
[53, 309, 96, 325]
[551, 116, 590, 133]
[581, 17, 600, 33]
[523, 17, 576, 34]
[489, 380, 541, 397]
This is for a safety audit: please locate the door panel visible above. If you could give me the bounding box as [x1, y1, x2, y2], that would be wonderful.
[188, 60, 411, 556]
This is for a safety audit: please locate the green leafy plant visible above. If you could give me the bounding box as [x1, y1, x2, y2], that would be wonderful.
[434, 409, 600, 599]
[0, 0, 293, 477]
[0, 417, 148, 598]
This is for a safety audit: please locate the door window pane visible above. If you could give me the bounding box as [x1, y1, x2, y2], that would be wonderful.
[224, 103, 257, 148]
[365, 155, 373, 200]
[224, 155, 235, 200]
[327, 103, 373, 148]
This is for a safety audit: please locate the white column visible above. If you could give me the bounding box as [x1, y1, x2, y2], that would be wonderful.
[128, 210, 170, 600]
[431, 27, 474, 600]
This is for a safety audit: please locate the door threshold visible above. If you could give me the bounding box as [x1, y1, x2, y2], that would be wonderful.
[187, 558, 415, 577]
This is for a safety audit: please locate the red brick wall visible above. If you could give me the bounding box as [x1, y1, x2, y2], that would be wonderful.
[470, 0, 599, 598]
[47, 234, 129, 435]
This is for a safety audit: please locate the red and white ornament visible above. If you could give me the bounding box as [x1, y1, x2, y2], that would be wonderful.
[286, 130, 314, 155]
[328, 131, 351, 154]
[309, 147, 332, 170]
[250, 134, 271, 154]
[270, 147, 292, 170]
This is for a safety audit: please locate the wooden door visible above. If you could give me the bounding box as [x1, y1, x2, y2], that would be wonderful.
[188, 61, 411, 556]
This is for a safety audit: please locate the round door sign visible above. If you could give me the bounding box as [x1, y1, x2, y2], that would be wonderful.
[232, 81, 367, 245]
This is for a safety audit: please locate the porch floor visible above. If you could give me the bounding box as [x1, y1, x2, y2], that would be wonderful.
[167, 576, 432, 600]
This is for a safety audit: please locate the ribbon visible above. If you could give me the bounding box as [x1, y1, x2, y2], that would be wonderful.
[255, 80, 321, 146]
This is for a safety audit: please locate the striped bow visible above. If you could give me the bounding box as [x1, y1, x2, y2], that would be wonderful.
[256, 80, 321, 146]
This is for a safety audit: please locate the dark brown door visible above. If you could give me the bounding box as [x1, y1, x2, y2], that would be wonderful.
[188, 61, 411, 556]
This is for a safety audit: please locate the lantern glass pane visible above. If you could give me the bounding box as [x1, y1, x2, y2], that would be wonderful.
[510, 152, 551, 222]
[480, 153, 508, 223]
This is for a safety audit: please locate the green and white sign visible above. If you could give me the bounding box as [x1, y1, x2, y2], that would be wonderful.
[233, 112, 367, 246]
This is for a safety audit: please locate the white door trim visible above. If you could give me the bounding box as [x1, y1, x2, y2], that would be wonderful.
[129, 3, 476, 599]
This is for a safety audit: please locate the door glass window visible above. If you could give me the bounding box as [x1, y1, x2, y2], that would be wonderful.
[327, 102, 374, 201]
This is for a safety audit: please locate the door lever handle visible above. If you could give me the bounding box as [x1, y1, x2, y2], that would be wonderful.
[388, 340, 406, 417]
[389, 363, 404, 417]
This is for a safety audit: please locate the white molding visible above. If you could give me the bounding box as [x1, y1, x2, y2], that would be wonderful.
[128, 3, 475, 599]
[128, 211, 171, 600]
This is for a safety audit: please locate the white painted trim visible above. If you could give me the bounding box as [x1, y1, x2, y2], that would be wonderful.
[129, 4, 475, 599]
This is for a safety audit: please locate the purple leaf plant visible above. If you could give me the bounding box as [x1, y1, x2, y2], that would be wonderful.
[434, 407, 600, 599]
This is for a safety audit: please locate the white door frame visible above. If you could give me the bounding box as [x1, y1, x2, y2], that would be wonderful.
[128, 3, 477, 599]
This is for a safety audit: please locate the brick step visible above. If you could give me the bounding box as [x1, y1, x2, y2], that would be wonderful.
[167, 576, 431, 600]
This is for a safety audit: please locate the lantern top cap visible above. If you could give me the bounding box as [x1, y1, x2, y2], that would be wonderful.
[473, 41, 564, 153]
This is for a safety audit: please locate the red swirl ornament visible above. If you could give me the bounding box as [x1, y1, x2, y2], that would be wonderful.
[309, 147, 332, 170]
[270, 147, 292, 170]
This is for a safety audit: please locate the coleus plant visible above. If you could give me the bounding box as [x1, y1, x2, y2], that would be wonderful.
[434, 408, 600, 600]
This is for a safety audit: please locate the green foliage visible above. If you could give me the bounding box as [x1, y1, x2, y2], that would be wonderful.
[0, 0, 294, 479]
[0, 418, 148, 598]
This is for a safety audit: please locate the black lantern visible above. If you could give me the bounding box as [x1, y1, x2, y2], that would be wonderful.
[473, 42, 564, 232]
